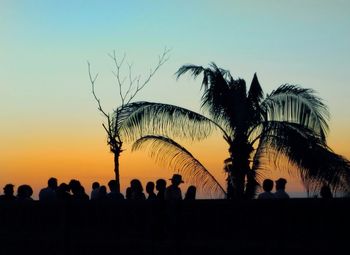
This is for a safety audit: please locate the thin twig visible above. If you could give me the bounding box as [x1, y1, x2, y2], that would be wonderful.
[88, 61, 109, 119]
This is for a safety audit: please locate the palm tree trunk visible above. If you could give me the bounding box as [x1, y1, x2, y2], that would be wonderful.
[245, 170, 258, 199]
[229, 158, 247, 199]
[114, 150, 121, 193]
[229, 139, 253, 199]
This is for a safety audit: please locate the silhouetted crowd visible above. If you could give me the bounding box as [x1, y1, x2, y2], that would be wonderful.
[0, 175, 334, 202]
[0, 174, 198, 202]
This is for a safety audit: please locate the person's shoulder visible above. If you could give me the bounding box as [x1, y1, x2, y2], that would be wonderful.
[39, 187, 48, 197]
[258, 192, 275, 199]
[107, 192, 124, 200]
[39, 187, 47, 193]
[275, 191, 289, 199]
[148, 193, 157, 200]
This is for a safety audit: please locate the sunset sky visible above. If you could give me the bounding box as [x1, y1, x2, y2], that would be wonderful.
[0, 0, 349, 198]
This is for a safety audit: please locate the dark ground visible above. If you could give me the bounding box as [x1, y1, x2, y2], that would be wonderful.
[0, 199, 349, 255]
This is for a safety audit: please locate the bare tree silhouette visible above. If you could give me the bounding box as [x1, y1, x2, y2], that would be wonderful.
[87, 48, 170, 193]
[121, 63, 350, 198]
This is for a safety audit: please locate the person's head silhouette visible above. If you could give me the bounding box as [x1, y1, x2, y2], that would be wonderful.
[125, 187, 132, 199]
[98, 185, 107, 198]
[320, 184, 333, 199]
[108, 180, 117, 193]
[3, 184, 14, 196]
[184, 185, 196, 200]
[275, 178, 287, 191]
[69, 179, 81, 195]
[48, 177, 58, 189]
[262, 179, 274, 192]
[130, 179, 143, 193]
[17, 184, 33, 200]
[169, 174, 184, 187]
[92, 182, 100, 190]
[156, 179, 166, 191]
[146, 182, 155, 194]
[58, 183, 70, 193]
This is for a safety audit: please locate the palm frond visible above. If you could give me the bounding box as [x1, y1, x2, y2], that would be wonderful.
[118, 101, 218, 143]
[251, 141, 270, 183]
[176, 63, 252, 135]
[115, 101, 153, 132]
[261, 84, 329, 140]
[247, 73, 264, 126]
[132, 135, 227, 198]
[245, 139, 271, 198]
[248, 73, 264, 105]
[200, 64, 235, 126]
[175, 64, 206, 83]
[259, 121, 350, 192]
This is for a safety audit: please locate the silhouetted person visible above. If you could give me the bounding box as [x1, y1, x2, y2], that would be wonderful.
[107, 180, 124, 200]
[257, 179, 275, 199]
[320, 184, 333, 199]
[146, 181, 157, 200]
[184, 185, 196, 200]
[79, 186, 89, 201]
[156, 179, 167, 200]
[165, 174, 184, 200]
[69, 179, 79, 195]
[56, 183, 72, 201]
[69, 179, 79, 192]
[274, 178, 290, 199]
[69, 179, 89, 201]
[90, 181, 100, 200]
[130, 179, 146, 200]
[0, 184, 16, 201]
[125, 187, 132, 200]
[97, 185, 108, 201]
[17, 184, 33, 201]
[39, 177, 57, 201]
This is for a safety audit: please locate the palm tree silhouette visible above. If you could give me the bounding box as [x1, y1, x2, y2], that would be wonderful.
[120, 63, 350, 199]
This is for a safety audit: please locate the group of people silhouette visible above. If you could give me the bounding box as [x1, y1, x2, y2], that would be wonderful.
[257, 178, 333, 199]
[0, 175, 334, 201]
[0, 174, 197, 202]
[257, 178, 290, 199]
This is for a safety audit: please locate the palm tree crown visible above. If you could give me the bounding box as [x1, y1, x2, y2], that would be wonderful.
[120, 63, 350, 198]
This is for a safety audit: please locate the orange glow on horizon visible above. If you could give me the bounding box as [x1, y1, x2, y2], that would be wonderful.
[0, 128, 324, 199]
[1, 118, 348, 200]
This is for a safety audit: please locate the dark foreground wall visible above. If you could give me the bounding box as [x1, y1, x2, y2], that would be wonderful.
[0, 199, 349, 255]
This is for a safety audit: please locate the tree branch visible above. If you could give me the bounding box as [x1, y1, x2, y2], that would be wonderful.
[110, 51, 127, 106]
[88, 48, 170, 150]
[88, 61, 110, 119]
[126, 47, 171, 105]
[109, 47, 171, 107]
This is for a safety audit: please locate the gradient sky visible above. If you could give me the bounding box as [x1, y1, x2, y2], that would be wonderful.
[0, 0, 349, 198]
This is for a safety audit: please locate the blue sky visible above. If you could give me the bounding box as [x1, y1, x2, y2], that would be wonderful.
[0, 0, 349, 197]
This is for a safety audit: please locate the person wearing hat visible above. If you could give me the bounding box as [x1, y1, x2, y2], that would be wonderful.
[0, 184, 16, 201]
[165, 174, 184, 200]
[274, 178, 290, 199]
